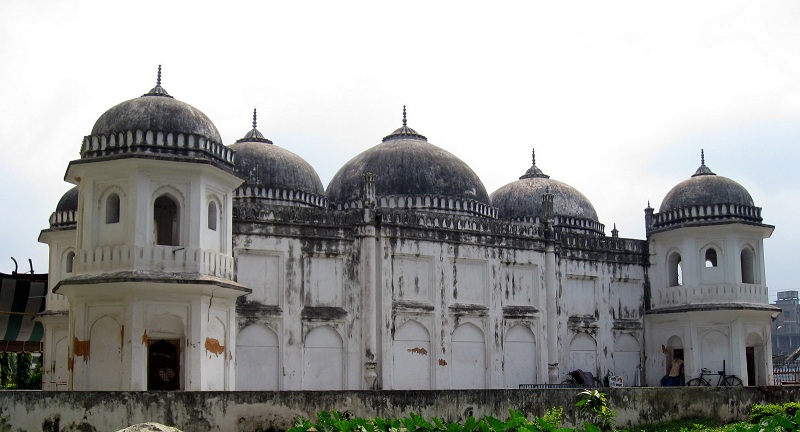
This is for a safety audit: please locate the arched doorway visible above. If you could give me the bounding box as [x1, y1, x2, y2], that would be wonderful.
[148, 340, 180, 390]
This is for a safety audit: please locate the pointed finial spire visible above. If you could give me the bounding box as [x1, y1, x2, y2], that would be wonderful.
[692, 148, 715, 177]
[611, 223, 619, 238]
[143, 65, 172, 98]
[382, 105, 427, 142]
[236, 106, 272, 144]
[519, 147, 549, 179]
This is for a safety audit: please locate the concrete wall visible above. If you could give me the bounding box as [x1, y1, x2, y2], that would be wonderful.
[2, 387, 800, 432]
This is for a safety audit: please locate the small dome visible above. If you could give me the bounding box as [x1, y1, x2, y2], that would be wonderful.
[229, 109, 325, 208]
[91, 67, 222, 144]
[659, 151, 754, 212]
[49, 186, 79, 228]
[55, 186, 79, 213]
[326, 108, 492, 217]
[79, 67, 234, 172]
[490, 149, 603, 235]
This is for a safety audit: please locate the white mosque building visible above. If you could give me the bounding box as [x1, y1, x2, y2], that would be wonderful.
[37, 69, 777, 391]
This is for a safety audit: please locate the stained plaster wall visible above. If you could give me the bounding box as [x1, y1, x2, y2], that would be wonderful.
[233, 224, 364, 391]
[2, 387, 800, 432]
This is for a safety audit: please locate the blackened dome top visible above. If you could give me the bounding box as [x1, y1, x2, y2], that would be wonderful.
[90, 66, 222, 144]
[229, 109, 325, 208]
[326, 108, 492, 217]
[659, 151, 754, 212]
[78, 67, 234, 172]
[55, 186, 79, 213]
[490, 149, 603, 235]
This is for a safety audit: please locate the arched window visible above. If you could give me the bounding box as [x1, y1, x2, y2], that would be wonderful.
[741, 248, 756, 284]
[65, 251, 75, 274]
[668, 252, 682, 286]
[704, 248, 718, 268]
[105, 193, 120, 224]
[207, 201, 218, 231]
[154, 195, 179, 246]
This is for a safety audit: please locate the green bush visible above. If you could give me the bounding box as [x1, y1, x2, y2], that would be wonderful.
[749, 402, 800, 424]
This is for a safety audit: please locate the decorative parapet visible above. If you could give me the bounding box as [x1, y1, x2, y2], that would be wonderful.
[558, 231, 648, 264]
[332, 194, 498, 218]
[656, 283, 769, 308]
[234, 185, 328, 209]
[378, 209, 543, 238]
[233, 205, 363, 227]
[49, 210, 77, 228]
[651, 202, 763, 231]
[80, 129, 235, 169]
[77, 245, 234, 280]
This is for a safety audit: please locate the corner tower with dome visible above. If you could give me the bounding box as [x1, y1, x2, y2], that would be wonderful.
[37, 71, 775, 391]
[644, 151, 777, 386]
[38, 68, 249, 390]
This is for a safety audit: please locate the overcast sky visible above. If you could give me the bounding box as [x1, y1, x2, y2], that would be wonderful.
[1, 1, 798, 301]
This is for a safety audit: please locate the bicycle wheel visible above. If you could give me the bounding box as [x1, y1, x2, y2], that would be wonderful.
[722, 376, 743, 387]
[686, 378, 709, 386]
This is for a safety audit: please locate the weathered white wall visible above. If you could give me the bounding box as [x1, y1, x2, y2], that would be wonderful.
[2, 388, 799, 432]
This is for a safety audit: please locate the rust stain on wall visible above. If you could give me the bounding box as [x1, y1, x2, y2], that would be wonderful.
[205, 337, 225, 356]
[142, 330, 148, 345]
[438, 359, 447, 366]
[73, 337, 90, 361]
[407, 347, 427, 355]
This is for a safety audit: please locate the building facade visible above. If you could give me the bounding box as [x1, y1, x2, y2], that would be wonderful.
[37, 72, 777, 390]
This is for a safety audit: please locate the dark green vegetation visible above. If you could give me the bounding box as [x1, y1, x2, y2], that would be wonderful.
[287, 398, 800, 432]
[0, 352, 41, 389]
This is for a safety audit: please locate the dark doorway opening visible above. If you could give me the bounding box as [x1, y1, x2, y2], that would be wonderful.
[148, 339, 180, 390]
[746, 347, 755, 386]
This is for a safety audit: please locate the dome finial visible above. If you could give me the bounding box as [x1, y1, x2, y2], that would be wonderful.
[382, 105, 427, 142]
[236, 106, 272, 144]
[143, 65, 172, 98]
[519, 147, 549, 179]
[692, 148, 715, 177]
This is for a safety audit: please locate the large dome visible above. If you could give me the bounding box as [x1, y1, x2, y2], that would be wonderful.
[490, 149, 603, 235]
[229, 109, 326, 208]
[659, 154, 754, 212]
[77, 67, 234, 173]
[91, 93, 222, 144]
[650, 151, 764, 231]
[326, 109, 492, 217]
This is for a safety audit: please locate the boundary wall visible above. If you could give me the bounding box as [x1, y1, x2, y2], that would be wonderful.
[1, 387, 799, 432]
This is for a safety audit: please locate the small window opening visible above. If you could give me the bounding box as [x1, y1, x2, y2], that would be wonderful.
[208, 201, 218, 231]
[65, 251, 75, 274]
[705, 248, 718, 268]
[668, 252, 682, 286]
[741, 248, 755, 284]
[154, 195, 179, 246]
[105, 193, 120, 224]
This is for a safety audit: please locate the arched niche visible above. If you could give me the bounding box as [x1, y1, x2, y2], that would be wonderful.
[302, 326, 343, 390]
[451, 323, 486, 389]
[392, 320, 431, 390]
[504, 324, 536, 388]
[236, 324, 279, 390]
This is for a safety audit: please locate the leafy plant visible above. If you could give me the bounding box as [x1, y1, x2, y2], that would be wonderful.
[575, 390, 616, 432]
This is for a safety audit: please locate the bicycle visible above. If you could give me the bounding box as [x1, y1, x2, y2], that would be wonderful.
[686, 361, 743, 386]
